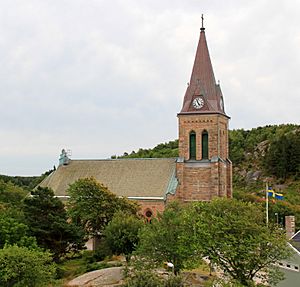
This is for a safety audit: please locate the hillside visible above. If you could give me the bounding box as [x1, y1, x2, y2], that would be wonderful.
[0, 168, 54, 191]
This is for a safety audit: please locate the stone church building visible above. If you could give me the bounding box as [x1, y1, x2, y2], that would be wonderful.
[40, 23, 232, 219]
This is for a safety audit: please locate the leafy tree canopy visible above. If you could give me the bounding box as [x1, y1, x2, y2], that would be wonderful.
[0, 167, 55, 191]
[104, 211, 143, 262]
[114, 140, 179, 159]
[23, 186, 86, 260]
[187, 198, 290, 286]
[67, 177, 139, 238]
[137, 202, 200, 274]
[0, 179, 27, 208]
[0, 209, 37, 249]
[0, 245, 56, 287]
[264, 130, 300, 179]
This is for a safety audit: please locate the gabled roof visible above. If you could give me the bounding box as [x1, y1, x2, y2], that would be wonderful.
[40, 158, 177, 200]
[179, 25, 228, 117]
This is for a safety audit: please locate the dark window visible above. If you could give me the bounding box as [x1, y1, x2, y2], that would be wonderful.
[145, 210, 153, 224]
[202, 130, 208, 159]
[287, 264, 291, 268]
[295, 266, 299, 270]
[189, 131, 196, 160]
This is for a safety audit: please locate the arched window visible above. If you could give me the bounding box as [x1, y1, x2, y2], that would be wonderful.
[145, 209, 153, 223]
[189, 131, 196, 160]
[202, 130, 208, 159]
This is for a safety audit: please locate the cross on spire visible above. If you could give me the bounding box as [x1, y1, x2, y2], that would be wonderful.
[201, 14, 205, 31]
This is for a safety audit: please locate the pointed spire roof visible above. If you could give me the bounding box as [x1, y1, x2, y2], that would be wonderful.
[179, 18, 228, 117]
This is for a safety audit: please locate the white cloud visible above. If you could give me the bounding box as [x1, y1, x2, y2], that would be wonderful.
[0, 0, 299, 175]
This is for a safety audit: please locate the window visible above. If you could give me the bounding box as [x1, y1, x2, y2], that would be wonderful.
[145, 210, 152, 218]
[189, 131, 196, 160]
[145, 209, 153, 223]
[202, 130, 208, 159]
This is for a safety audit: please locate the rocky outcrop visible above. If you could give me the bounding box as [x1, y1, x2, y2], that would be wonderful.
[67, 267, 124, 287]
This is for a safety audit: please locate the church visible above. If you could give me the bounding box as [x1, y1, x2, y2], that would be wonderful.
[40, 21, 232, 219]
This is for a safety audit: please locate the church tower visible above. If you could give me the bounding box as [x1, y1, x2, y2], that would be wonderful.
[175, 18, 232, 201]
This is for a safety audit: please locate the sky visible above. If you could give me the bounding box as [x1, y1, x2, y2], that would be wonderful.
[1, 0, 300, 176]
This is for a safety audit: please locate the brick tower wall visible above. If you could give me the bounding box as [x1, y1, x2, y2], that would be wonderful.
[178, 114, 229, 160]
[175, 113, 232, 201]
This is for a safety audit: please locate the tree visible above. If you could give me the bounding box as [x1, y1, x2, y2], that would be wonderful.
[187, 198, 290, 286]
[104, 211, 143, 262]
[264, 130, 300, 179]
[0, 245, 56, 287]
[137, 202, 199, 274]
[67, 177, 138, 238]
[0, 209, 37, 249]
[0, 179, 27, 208]
[23, 186, 85, 260]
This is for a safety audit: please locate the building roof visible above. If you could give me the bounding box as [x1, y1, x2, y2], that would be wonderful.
[40, 158, 177, 200]
[179, 25, 228, 117]
[290, 230, 300, 253]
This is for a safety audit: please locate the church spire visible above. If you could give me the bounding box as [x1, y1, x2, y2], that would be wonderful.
[179, 17, 227, 116]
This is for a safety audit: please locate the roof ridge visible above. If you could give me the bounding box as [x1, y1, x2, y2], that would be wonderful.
[68, 157, 178, 162]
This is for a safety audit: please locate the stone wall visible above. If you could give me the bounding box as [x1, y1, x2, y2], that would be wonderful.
[175, 113, 232, 201]
[178, 114, 229, 160]
[136, 199, 165, 220]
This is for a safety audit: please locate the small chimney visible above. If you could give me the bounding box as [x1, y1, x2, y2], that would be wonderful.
[59, 149, 70, 166]
[285, 216, 295, 239]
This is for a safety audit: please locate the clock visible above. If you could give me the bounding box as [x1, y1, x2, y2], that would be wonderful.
[192, 97, 204, 109]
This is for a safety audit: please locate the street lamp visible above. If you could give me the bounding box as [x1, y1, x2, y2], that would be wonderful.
[275, 213, 279, 224]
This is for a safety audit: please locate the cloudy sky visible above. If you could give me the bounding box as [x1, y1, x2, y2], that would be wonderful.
[1, 0, 299, 175]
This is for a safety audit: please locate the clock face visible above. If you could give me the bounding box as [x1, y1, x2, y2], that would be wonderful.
[192, 97, 204, 109]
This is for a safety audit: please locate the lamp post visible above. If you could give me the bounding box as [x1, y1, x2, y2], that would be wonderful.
[275, 213, 279, 225]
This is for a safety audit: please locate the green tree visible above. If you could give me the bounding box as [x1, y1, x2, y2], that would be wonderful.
[23, 187, 85, 260]
[264, 130, 300, 179]
[187, 198, 290, 286]
[0, 209, 37, 249]
[137, 202, 199, 274]
[67, 177, 138, 238]
[0, 179, 27, 208]
[104, 211, 143, 262]
[0, 245, 56, 287]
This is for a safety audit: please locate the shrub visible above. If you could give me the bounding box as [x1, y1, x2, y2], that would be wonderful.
[0, 245, 56, 287]
[93, 239, 113, 261]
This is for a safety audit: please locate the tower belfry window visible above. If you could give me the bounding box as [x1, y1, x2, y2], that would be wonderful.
[202, 130, 208, 159]
[189, 131, 196, 160]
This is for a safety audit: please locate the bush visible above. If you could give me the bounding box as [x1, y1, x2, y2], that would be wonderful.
[164, 274, 184, 287]
[122, 270, 163, 287]
[0, 245, 56, 287]
[122, 269, 183, 287]
[93, 239, 113, 261]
